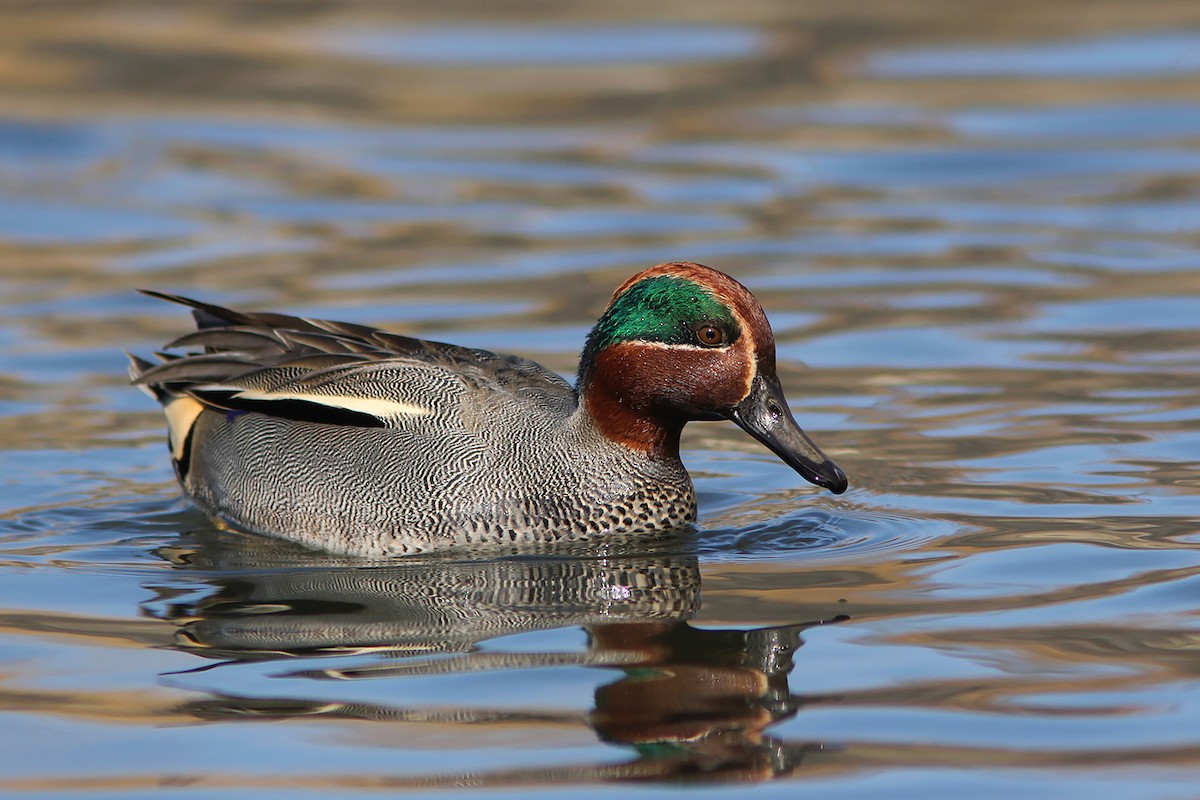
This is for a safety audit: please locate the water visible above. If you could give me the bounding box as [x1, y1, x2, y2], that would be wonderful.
[2, 2, 1200, 797]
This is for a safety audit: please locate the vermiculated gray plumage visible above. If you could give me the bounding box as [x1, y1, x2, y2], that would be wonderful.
[131, 292, 696, 557]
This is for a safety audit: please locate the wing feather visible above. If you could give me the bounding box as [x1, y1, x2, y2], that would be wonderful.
[132, 292, 578, 429]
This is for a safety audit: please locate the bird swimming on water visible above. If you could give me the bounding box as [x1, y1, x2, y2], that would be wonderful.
[130, 261, 847, 557]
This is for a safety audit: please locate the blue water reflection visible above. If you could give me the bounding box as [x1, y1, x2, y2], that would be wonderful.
[321, 24, 762, 65]
[2, 6, 1200, 798]
[869, 31, 1200, 78]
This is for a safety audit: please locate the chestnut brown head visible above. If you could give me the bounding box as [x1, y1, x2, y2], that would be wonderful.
[579, 262, 847, 494]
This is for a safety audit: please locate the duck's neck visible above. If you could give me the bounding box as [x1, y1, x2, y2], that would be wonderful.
[577, 352, 685, 462]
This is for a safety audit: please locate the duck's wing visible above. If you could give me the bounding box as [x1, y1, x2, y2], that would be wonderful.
[129, 291, 578, 430]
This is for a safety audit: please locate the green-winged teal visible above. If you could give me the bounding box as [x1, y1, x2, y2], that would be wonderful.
[131, 262, 847, 556]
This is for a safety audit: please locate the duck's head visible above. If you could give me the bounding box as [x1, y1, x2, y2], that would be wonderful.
[578, 262, 848, 494]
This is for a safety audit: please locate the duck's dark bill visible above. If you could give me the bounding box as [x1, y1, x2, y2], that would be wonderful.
[727, 374, 849, 495]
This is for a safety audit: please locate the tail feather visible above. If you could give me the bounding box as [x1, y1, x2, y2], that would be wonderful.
[126, 351, 170, 402]
[138, 289, 354, 336]
[138, 290, 258, 329]
[163, 328, 286, 354]
[132, 354, 261, 387]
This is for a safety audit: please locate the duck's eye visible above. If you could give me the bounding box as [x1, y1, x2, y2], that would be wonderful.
[695, 326, 726, 347]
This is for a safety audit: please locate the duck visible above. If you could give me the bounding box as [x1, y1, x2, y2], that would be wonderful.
[130, 261, 847, 557]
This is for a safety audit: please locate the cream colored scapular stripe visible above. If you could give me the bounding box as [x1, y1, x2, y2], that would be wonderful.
[230, 389, 432, 419]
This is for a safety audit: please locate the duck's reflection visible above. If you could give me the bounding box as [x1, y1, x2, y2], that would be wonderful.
[148, 532, 842, 785]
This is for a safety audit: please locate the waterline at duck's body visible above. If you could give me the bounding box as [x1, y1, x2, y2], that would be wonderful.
[131, 261, 845, 557]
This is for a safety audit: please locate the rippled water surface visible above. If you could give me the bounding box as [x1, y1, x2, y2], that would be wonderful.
[3, 2, 1200, 797]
